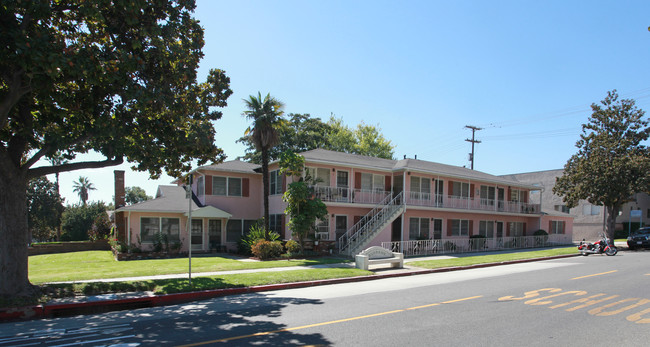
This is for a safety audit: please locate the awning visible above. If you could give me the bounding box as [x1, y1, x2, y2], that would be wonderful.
[185, 206, 232, 219]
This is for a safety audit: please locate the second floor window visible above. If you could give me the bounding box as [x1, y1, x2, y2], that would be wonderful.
[270, 170, 281, 195]
[307, 167, 330, 186]
[410, 176, 430, 198]
[212, 176, 242, 196]
[452, 182, 469, 198]
[361, 173, 385, 192]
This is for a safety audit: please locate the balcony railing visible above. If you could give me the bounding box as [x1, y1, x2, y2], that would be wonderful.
[311, 186, 540, 214]
[382, 234, 572, 257]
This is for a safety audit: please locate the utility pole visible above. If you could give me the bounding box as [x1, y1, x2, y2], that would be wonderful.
[465, 125, 482, 170]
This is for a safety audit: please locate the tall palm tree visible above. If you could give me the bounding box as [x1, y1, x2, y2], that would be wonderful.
[243, 92, 285, 240]
[72, 176, 96, 205]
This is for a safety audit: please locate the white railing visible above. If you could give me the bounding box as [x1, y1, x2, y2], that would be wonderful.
[312, 186, 541, 215]
[338, 192, 404, 254]
[382, 234, 573, 257]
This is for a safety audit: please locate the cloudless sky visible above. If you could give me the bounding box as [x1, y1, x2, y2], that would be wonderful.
[48, 0, 650, 205]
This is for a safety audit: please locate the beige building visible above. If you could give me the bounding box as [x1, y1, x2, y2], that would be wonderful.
[503, 169, 650, 241]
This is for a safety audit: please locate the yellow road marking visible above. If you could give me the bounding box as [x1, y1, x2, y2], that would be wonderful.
[178, 295, 483, 346]
[571, 270, 618, 280]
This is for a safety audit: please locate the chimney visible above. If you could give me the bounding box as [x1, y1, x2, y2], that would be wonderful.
[415, 155, 417, 160]
[114, 170, 125, 209]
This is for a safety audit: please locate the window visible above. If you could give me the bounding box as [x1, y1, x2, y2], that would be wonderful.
[451, 219, 469, 236]
[479, 221, 494, 238]
[480, 186, 495, 204]
[510, 189, 521, 202]
[509, 222, 524, 237]
[306, 167, 330, 186]
[197, 176, 204, 197]
[269, 214, 282, 234]
[550, 221, 565, 234]
[226, 220, 242, 243]
[452, 182, 469, 198]
[361, 173, 385, 192]
[141, 217, 180, 243]
[554, 205, 570, 214]
[270, 170, 281, 195]
[315, 219, 329, 239]
[410, 176, 431, 199]
[212, 176, 242, 196]
[409, 217, 430, 240]
[582, 204, 600, 216]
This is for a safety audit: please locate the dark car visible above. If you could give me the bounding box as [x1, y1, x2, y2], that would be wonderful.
[627, 227, 650, 250]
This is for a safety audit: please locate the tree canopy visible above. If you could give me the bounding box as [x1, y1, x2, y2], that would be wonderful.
[238, 114, 395, 163]
[125, 186, 152, 205]
[27, 177, 64, 242]
[0, 0, 232, 298]
[553, 90, 650, 239]
[72, 176, 96, 205]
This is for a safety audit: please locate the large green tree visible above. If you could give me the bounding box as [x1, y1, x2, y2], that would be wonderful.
[242, 92, 285, 239]
[280, 151, 328, 252]
[125, 186, 152, 205]
[26, 177, 64, 242]
[553, 90, 650, 240]
[238, 114, 395, 163]
[0, 0, 232, 298]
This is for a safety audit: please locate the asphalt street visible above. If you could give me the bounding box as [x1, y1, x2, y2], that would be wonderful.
[1, 251, 649, 346]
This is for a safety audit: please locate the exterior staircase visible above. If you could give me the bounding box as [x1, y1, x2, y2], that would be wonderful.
[338, 191, 405, 256]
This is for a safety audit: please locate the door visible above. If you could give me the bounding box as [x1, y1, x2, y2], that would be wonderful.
[191, 219, 203, 251]
[337, 171, 349, 201]
[335, 215, 347, 243]
[208, 219, 222, 251]
[496, 221, 504, 238]
[497, 188, 505, 211]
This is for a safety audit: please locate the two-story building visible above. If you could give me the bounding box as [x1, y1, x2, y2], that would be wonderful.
[114, 149, 573, 255]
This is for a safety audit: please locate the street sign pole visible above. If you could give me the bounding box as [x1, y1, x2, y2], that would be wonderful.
[186, 174, 193, 286]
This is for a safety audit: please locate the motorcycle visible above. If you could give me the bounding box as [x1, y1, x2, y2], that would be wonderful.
[578, 235, 617, 256]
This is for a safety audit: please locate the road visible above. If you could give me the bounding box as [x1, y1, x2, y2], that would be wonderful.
[2, 251, 649, 346]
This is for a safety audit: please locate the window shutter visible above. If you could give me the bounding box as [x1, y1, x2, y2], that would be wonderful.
[548, 220, 552, 234]
[205, 175, 212, 195]
[469, 220, 474, 236]
[447, 221, 452, 237]
[448, 181, 454, 196]
[506, 187, 511, 201]
[355, 172, 362, 189]
[385, 175, 391, 192]
[242, 178, 250, 197]
[282, 174, 287, 193]
[523, 191, 528, 203]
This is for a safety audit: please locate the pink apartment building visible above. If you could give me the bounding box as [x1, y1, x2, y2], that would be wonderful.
[114, 149, 573, 256]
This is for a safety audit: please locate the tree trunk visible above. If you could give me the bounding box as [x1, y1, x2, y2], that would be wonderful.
[261, 148, 270, 240]
[605, 205, 619, 241]
[0, 168, 35, 298]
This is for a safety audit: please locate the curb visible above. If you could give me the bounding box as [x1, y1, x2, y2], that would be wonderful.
[0, 253, 579, 322]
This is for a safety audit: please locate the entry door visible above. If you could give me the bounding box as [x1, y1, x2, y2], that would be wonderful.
[337, 171, 349, 201]
[335, 215, 347, 242]
[497, 188, 505, 210]
[208, 219, 222, 250]
[191, 219, 203, 251]
[496, 221, 504, 238]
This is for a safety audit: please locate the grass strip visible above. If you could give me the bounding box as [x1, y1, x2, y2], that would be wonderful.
[407, 247, 577, 269]
[44, 268, 372, 297]
[29, 251, 349, 284]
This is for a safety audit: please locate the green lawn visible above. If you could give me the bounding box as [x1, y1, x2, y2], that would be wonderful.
[29, 251, 349, 284]
[408, 247, 577, 269]
[47, 268, 372, 297]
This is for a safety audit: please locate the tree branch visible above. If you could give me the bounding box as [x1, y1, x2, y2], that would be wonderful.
[27, 156, 124, 179]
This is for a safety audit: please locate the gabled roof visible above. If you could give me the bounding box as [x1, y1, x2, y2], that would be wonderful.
[299, 149, 538, 189]
[195, 159, 261, 174]
[116, 185, 230, 217]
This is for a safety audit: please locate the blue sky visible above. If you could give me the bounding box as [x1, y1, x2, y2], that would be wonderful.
[51, 0, 650, 205]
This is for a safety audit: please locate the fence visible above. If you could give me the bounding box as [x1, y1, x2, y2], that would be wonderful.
[381, 234, 573, 257]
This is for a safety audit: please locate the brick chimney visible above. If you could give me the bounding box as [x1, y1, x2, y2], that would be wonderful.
[114, 170, 126, 243]
[114, 170, 125, 209]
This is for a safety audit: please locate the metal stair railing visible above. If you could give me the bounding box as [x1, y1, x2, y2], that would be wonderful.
[338, 191, 404, 255]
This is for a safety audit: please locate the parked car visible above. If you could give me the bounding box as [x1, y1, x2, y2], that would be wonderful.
[627, 227, 650, 250]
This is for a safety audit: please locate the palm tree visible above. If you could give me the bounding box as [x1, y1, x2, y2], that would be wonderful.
[72, 176, 96, 205]
[243, 92, 285, 240]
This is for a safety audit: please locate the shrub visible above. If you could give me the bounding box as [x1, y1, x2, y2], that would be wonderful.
[251, 240, 283, 260]
[533, 230, 548, 236]
[61, 202, 108, 241]
[88, 213, 111, 241]
[285, 239, 301, 254]
[239, 223, 280, 255]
